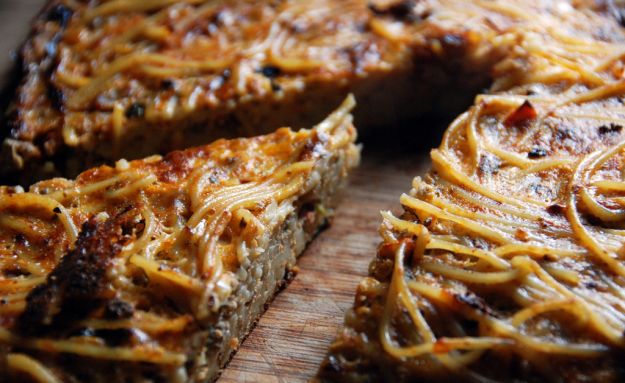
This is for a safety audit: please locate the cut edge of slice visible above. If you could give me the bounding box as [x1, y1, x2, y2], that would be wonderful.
[0, 96, 360, 383]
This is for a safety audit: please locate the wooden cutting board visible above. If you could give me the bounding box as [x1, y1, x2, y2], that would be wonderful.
[220, 149, 431, 383]
[0, 3, 436, 381]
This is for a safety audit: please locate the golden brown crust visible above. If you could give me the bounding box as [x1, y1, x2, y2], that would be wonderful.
[18, 210, 134, 338]
[2, 0, 524, 185]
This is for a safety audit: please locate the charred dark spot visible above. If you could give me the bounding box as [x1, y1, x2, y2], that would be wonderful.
[18, 211, 134, 336]
[462, 319, 479, 336]
[271, 81, 282, 92]
[369, 0, 416, 22]
[259, 65, 281, 79]
[53, 206, 61, 214]
[598, 123, 623, 135]
[400, 210, 420, 224]
[298, 202, 316, 217]
[160, 79, 175, 90]
[504, 100, 537, 128]
[542, 254, 554, 262]
[47, 4, 73, 27]
[125, 102, 146, 118]
[121, 217, 142, 237]
[96, 328, 133, 346]
[104, 299, 134, 320]
[546, 204, 565, 216]
[4, 269, 29, 279]
[528, 147, 547, 159]
[586, 214, 605, 227]
[456, 292, 494, 316]
[19, 282, 60, 335]
[585, 281, 598, 290]
[131, 267, 150, 287]
[299, 138, 319, 161]
[47, 86, 65, 111]
[14, 233, 27, 245]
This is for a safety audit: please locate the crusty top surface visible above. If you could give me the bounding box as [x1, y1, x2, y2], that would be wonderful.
[317, 2, 625, 382]
[2, 0, 582, 182]
[0, 97, 358, 381]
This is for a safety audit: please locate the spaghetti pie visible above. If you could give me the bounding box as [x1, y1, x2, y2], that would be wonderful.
[316, 1, 625, 382]
[0, 98, 359, 382]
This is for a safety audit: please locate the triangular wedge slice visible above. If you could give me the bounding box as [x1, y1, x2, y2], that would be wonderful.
[0, 97, 359, 382]
[315, 4, 625, 383]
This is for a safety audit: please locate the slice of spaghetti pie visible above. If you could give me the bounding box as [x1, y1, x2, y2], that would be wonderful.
[7, 0, 624, 186]
[2, 0, 529, 184]
[0, 97, 359, 382]
[316, 3, 625, 383]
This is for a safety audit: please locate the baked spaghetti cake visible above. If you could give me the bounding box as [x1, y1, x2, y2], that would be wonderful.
[316, 2, 625, 383]
[0, 98, 359, 382]
[8, 0, 622, 185]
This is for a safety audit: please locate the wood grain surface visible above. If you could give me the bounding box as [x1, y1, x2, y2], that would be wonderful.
[0, 3, 440, 381]
[220, 148, 431, 383]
